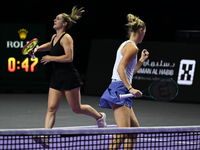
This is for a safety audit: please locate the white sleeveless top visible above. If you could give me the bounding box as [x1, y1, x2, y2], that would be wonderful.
[111, 40, 137, 84]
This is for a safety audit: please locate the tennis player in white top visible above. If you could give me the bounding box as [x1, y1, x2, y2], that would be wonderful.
[99, 14, 149, 149]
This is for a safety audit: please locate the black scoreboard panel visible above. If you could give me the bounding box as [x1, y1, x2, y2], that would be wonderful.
[0, 24, 48, 91]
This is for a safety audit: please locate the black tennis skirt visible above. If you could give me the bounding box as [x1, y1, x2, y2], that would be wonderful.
[49, 68, 83, 91]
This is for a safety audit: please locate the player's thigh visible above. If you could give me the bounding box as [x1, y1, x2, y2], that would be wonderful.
[112, 103, 132, 127]
[64, 87, 81, 109]
[48, 88, 64, 110]
[130, 108, 139, 127]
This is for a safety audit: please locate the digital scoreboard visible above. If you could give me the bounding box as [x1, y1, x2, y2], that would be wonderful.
[0, 24, 48, 92]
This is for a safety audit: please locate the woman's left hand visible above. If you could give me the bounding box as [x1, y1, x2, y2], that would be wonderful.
[140, 49, 149, 61]
[41, 55, 52, 65]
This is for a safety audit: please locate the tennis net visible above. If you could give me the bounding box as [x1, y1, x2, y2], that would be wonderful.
[0, 125, 199, 150]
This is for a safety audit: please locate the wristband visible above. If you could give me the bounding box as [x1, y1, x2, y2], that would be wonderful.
[128, 87, 133, 91]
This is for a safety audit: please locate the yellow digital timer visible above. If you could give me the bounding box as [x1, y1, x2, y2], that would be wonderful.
[8, 57, 38, 72]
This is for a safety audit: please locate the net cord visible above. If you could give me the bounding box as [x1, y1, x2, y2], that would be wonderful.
[0, 125, 200, 136]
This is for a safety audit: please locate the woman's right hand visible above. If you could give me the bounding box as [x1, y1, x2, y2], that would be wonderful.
[28, 47, 38, 58]
[33, 47, 38, 54]
[129, 88, 143, 98]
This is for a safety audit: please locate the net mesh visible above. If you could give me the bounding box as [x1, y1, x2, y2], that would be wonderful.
[149, 78, 178, 101]
[0, 125, 199, 150]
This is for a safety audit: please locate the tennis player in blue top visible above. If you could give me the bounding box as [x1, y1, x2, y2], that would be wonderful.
[99, 14, 149, 149]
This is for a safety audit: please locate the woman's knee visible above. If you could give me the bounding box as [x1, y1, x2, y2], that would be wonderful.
[47, 88, 64, 114]
[47, 104, 59, 114]
[71, 106, 82, 114]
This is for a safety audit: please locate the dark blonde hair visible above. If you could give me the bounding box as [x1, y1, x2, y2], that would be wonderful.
[126, 14, 146, 37]
[61, 6, 85, 30]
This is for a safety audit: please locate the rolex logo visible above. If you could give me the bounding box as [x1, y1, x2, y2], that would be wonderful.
[18, 28, 28, 40]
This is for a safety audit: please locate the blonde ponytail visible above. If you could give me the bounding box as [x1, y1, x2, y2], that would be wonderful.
[126, 14, 146, 36]
[61, 6, 85, 30]
[70, 6, 85, 23]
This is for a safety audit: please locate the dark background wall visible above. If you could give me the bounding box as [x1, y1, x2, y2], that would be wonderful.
[2, 1, 199, 73]
[1, 1, 200, 103]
